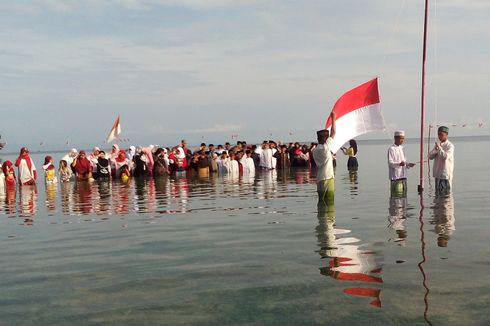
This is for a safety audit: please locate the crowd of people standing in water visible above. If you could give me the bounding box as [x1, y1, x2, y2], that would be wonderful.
[0, 138, 359, 191]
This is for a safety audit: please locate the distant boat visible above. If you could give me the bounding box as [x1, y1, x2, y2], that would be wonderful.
[0, 135, 5, 151]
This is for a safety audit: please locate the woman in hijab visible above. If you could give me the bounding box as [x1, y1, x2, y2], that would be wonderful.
[2, 161, 15, 188]
[58, 160, 72, 182]
[144, 145, 155, 176]
[114, 149, 130, 178]
[153, 148, 169, 177]
[132, 147, 149, 177]
[71, 150, 93, 181]
[43, 155, 58, 184]
[89, 147, 100, 178]
[109, 144, 120, 177]
[109, 144, 120, 160]
[96, 151, 111, 179]
[127, 146, 136, 163]
[15, 147, 37, 185]
[173, 146, 188, 173]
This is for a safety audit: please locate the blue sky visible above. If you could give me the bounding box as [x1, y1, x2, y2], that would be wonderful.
[1, 0, 489, 151]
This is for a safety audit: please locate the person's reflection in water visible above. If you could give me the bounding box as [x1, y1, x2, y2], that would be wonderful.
[154, 176, 171, 214]
[431, 194, 455, 247]
[114, 181, 131, 215]
[45, 182, 57, 214]
[170, 177, 189, 213]
[60, 181, 75, 215]
[260, 170, 277, 199]
[74, 181, 93, 214]
[95, 179, 112, 215]
[134, 177, 149, 213]
[388, 196, 408, 245]
[3, 182, 17, 216]
[346, 171, 359, 197]
[19, 185, 37, 224]
[316, 201, 383, 308]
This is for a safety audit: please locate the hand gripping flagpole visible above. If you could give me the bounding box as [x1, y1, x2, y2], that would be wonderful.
[418, 0, 429, 194]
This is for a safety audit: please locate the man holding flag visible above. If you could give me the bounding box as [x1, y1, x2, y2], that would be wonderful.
[313, 111, 337, 206]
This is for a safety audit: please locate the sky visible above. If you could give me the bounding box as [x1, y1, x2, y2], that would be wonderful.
[1, 0, 489, 151]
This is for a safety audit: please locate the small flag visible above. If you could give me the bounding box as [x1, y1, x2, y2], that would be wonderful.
[106, 116, 121, 143]
[325, 78, 385, 153]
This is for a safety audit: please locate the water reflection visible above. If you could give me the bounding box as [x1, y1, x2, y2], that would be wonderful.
[0, 168, 317, 219]
[430, 194, 455, 247]
[45, 183, 57, 214]
[346, 171, 359, 197]
[316, 202, 384, 308]
[19, 185, 37, 218]
[388, 196, 408, 244]
[95, 179, 112, 215]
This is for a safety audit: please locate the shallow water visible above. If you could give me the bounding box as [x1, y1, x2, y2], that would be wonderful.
[0, 138, 489, 325]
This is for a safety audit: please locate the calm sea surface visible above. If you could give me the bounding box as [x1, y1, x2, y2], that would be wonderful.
[0, 137, 489, 325]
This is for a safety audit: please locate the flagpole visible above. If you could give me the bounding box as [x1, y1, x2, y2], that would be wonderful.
[418, 0, 429, 194]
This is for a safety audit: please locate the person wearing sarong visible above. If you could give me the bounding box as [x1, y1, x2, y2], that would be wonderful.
[428, 126, 454, 195]
[312, 111, 336, 206]
[387, 131, 415, 197]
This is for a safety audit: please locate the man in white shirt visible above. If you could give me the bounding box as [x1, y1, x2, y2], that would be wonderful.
[428, 126, 454, 195]
[259, 142, 273, 170]
[312, 111, 336, 206]
[387, 131, 415, 197]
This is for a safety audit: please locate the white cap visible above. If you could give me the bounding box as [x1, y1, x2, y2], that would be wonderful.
[394, 130, 405, 137]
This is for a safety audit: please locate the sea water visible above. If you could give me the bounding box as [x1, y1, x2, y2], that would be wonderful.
[0, 137, 488, 325]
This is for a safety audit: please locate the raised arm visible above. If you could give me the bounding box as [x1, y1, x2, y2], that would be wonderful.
[330, 111, 336, 139]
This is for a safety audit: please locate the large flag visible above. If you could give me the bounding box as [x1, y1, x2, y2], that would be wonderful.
[106, 116, 121, 143]
[325, 78, 385, 153]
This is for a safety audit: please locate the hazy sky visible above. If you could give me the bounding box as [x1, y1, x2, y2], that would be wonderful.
[1, 0, 489, 151]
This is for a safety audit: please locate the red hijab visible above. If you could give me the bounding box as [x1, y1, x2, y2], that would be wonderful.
[2, 160, 14, 175]
[44, 156, 55, 170]
[115, 150, 127, 163]
[15, 147, 33, 171]
[74, 150, 91, 175]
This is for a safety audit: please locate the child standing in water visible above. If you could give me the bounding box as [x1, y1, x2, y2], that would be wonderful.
[58, 160, 73, 182]
[2, 160, 16, 188]
[120, 164, 131, 182]
[43, 156, 58, 184]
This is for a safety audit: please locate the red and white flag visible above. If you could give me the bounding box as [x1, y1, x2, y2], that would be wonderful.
[326, 78, 385, 153]
[106, 116, 121, 143]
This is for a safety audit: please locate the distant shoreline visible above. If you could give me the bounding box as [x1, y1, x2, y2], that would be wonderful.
[0, 134, 488, 156]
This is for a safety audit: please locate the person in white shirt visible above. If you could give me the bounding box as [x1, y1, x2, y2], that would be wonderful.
[387, 131, 415, 197]
[218, 152, 231, 175]
[61, 148, 78, 167]
[228, 152, 240, 178]
[259, 142, 273, 170]
[312, 111, 336, 206]
[241, 150, 256, 176]
[428, 126, 454, 195]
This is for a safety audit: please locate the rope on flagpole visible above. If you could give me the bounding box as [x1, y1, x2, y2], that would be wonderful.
[378, 0, 407, 143]
[380, 0, 408, 67]
[427, 0, 439, 190]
